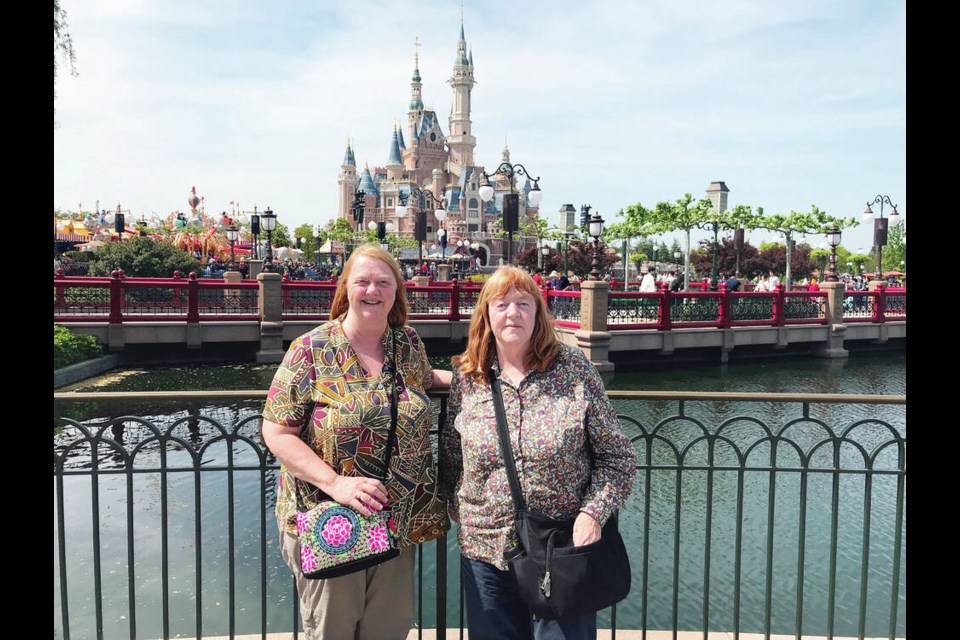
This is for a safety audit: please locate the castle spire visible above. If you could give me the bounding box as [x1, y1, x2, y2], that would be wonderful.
[409, 36, 424, 111]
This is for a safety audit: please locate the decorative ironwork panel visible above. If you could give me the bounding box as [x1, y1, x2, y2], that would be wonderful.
[406, 289, 451, 315]
[730, 295, 774, 322]
[54, 284, 111, 316]
[670, 296, 720, 323]
[783, 294, 826, 320]
[608, 295, 659, 324]
[457, 287, 481, 317]
[842, 292, 874, 319]
[121, 287, 187, 315]
[549, 294, 581, 322]
[198, 287, 260, 315]
[282, 287, 334, 315]
[885, 293, 906, 316]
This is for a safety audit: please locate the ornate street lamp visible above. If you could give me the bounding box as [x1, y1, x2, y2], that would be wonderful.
[587, 212, 605, 281]
[863, 195, 900, 278]
[477, 162, 542, 264]
[226, 224, 238, 271]
[825, 227, 841, 282]
[397, 185, 446, 266]
[260, 208, 277, 272]
[249, 209, 261, 260]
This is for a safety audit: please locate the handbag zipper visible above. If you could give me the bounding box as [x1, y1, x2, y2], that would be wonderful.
[540, 528, 558, 598]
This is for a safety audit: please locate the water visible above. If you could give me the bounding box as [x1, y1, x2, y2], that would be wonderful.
[55, 352, 905, 638]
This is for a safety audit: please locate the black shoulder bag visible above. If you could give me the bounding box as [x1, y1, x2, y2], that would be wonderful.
[489, 371, 631, 619]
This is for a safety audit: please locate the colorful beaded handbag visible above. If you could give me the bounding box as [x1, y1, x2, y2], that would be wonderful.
[295, 332, 401, 579]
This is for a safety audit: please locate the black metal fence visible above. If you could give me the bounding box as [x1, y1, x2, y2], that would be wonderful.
[54, 391, 906, 640]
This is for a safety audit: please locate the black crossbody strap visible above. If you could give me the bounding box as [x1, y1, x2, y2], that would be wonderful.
[296, 329, 400, 510]
[488, 370, 526, 512]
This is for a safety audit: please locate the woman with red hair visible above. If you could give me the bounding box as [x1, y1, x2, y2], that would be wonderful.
[439, 266, 636, 640]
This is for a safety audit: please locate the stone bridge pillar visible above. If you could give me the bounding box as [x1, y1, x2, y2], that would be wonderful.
[815, 281, 848, 359]
[256, 272, 285, 363]
[574, 280, 614, 378]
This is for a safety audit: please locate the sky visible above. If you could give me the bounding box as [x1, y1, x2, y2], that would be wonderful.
[53, 0, 905, 253]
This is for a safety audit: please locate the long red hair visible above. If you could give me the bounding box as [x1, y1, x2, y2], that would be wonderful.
[453, 266, 560, 383]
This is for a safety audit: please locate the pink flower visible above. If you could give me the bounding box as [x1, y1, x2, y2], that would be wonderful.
[301, 546, 318, 573]
[322, 515, 353, 547]
[368, 523, 390, 553]
[296, 511, 310, 534]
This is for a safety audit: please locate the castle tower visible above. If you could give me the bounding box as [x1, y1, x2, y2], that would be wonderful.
[386, 125, 404, 180]
[446, 20, 476, 180]
[337, 139, 359, 219]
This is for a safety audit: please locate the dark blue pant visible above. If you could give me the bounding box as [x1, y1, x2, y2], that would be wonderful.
[460, 556, 597, 640]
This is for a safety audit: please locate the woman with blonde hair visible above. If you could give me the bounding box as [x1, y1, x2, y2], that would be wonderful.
[262, 244, 451, 639]
[439, 266, 636, 640]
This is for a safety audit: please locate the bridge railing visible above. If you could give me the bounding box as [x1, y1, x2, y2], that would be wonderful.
[54, 273, 904, 330]
[54, 390, 906, 640]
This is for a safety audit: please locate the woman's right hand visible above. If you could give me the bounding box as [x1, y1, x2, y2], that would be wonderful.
[324, 475, 389, 517]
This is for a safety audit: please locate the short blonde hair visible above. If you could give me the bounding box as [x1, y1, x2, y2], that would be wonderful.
[453, 266, 560, 383]
[330, 244, 408, 327]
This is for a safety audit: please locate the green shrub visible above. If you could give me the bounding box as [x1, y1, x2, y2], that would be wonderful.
[54, 324, 104, 370]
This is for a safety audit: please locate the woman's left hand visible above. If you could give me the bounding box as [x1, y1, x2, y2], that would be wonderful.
[572, 511, 601, 547]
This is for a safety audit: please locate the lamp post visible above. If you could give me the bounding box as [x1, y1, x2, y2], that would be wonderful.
[397, 185, 446, 267]
[260, 208, 277, 272]
[313, 224, 323, 267]
[825, 227, 841, 282]
[226, 224, 238, 271]
[241, 205, 261, 260]
[478, 162, 543, 265]
[587, 212, 605, 281]
[541, 241, 551, 272]
[863, 195, 900, 278]
[437, 226, 447, 262]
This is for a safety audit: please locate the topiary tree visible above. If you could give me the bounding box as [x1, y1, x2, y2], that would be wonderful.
[86, 236, 200, 278]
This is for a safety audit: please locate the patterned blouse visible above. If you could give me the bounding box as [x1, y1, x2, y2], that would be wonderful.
[438, 344, 637, 570]
[263, 320, 449, 547]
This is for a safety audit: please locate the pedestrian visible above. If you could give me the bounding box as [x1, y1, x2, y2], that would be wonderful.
[261, 245, 452, 640]
[439, 266, 636, 640]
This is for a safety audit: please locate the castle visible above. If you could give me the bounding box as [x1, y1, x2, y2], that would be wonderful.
[336, 20, 540, 267]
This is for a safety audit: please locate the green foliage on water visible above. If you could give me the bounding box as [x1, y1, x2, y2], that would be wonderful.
[54, 324, 103, 370]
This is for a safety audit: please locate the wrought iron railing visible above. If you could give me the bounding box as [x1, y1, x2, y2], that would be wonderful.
[54, 390, 906, 640]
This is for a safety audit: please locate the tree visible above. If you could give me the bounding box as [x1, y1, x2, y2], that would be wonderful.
[882, 220, 906, 273]
[86, 237, 200, 278]
[690, 238, 764, 280]
[698, 204, 762, 285]
[619, 195, 714, 290]
[294, 223, 322, 260]
[54, 0, 78, 117]
[518, 213, 560, 270]
[269, 222, 293, 250]
[750, 205, 858, 286]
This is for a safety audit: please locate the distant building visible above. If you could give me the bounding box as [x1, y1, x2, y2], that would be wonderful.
[337, 20, 540, 266]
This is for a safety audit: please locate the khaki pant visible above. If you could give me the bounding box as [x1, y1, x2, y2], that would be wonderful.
[279, 527, 415, 640]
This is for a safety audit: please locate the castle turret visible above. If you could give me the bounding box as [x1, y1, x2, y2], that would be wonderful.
[446, 19, 476, 179]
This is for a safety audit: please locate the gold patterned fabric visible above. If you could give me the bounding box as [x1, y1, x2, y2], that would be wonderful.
[264, 320, 449, 546]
